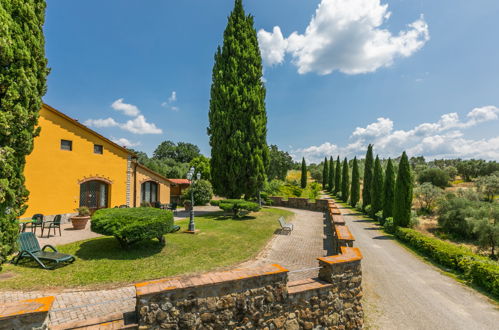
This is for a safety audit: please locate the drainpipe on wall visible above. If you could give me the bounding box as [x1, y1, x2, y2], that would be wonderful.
[133, 157, 138, 208]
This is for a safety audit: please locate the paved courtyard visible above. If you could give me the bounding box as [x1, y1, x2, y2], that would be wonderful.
[1, 206, 331, 327]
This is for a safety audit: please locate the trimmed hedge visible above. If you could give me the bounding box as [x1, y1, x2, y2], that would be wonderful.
[395, 227, 499, 297]
[217, 199, 261, 217]
[91, 208, 174, 248]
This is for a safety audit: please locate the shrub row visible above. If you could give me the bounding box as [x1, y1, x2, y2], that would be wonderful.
[211, 199, 260, 217]
[394, 227, 499, 297]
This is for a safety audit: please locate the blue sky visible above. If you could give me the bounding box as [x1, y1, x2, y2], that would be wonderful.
[43, 0, 499, 162]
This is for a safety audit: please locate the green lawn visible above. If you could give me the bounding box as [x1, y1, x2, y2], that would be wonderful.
[0, 208, 292, 290]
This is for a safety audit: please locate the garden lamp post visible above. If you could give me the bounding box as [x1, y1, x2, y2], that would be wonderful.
[187, 167, 201, 232]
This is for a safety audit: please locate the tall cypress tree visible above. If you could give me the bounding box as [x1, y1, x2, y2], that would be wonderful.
[393, 152, 413, 227]
[322, 157, 328, 189]
[0, 0, 49, 269]
[208, 0, 268, 198]
[383, 158, 395, 220]
[328, 156, 334, 191]
[334, 156, 341, 195]
[362, 144, 374, 208]
[341, 158, 350, 202]
[301, 157, 307, 189]
[371, 155, 384, 217]
[350, 157, 360, 207]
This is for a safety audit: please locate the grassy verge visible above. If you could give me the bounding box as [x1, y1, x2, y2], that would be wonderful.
[0, 208, 292, 290]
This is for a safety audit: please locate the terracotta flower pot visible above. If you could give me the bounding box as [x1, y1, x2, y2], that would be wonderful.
[71, 216, 90, 230]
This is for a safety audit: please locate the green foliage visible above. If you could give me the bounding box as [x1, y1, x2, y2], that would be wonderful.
[0, 0, 49, 269]
[209, 199, 220, 206]
[371, 156, 384, 217]
[414, 182, 443, 214]
[132, 151, 190, 179]
[322, 157, 329, 189]
[189, 155, 211, 182]
[475, 174, 499, 202]
[208, 0, 268, 198]
[393, 152, 413, 227]
[382, 158, 395, 220]
[394, 227, 499, 297]
[362, 144, 374, 208]
[300, 158, 307, 189]
[218, 199, 261, 217]
[328, 156, 334, 191]
[279, 183, 303, 198]
[456, 159, 499, 182]
[182, 180, 214, 206]
[91, 208, 174, 248]
[341, 157, 350, 202]
[268, 145, 293, 181]
[308, 182, 321, 200]
[334, 156, 341, 195]
[436, 193, 477, 239]
[76, 206, 91, 217]
[350, 157, 360, 207]
[263, 179, 284, 196]
[153, 140, 200, 163]
[384, 217, 396, 233]
[417, 167, 450, 188]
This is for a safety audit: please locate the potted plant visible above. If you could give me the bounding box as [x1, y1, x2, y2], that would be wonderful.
[71, 206, 91, 230]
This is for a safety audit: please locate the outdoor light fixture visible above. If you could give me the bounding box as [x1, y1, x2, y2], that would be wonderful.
[187, 167, 200, 233]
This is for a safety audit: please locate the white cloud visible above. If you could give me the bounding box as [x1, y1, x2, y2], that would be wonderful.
[292, 105, 499, 162]
[111, 137, 141, 148]
[121, 115, 162, 135]
[83, 117, 119, 128]
[111, 98, 141, 117]
[258, 0, 429, 75]
[162, 91, 180, 111]
[168, 91, 177, 103]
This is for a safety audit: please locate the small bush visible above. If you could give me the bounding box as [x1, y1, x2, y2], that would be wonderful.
[210, 200, 220, 206]
[364, 204, 372, 216]
[182, 179, 213, 206]
[384, 217, 396, 234]
[76, 206, 91, 216]
[375, 210, 384, 225]
[91, 208, 174, 248]
[218, 199, 261, 217]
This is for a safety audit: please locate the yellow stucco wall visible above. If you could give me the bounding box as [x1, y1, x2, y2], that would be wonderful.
[133, 166, 171, 207]
[23, 105, 132, 217]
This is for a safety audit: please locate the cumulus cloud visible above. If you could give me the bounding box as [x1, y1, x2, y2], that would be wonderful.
[257, 0, 429, 75]
[111, 137, 141, 148]
[84, 117, 119, 128]
[111, 98, 141, 117]
[121, 115, 162, 135]
[292, 105, 499, 162]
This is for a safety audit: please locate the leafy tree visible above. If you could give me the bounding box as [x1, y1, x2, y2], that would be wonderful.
[153, 140, 177, 160]
[350, 157, 360, 207]
[414, 183, 443, 214]
[362, 144, 374, 208]
[371, 156, 384, 217]
[322, 157, 329, 189]
[393, 152, 413, 227]
[0, 0, 49, 269]
[189, 155, 211, 182]
[444, 166, 458, 181]
[334, 156, 341, 195]
[153, 140, 200, 163]
[300, 157, 307, 188]
[382, 158, 395, 220]
[208, 0, 268, 198]
[470, 204, 499, 258]
[182, 179, 214, 206]
[417, 167, 450, 188]
[341, 158, 350, 202]
[476, 174, 499, 202]
[328, 156, 334, 192]
[268, 145, 293, 181]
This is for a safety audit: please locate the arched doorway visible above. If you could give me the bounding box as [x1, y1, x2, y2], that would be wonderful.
[80, 180, 109, 212]
[141, 181, 159, 205]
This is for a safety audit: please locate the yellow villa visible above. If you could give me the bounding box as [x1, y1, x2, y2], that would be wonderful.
[22, 104, 176, 220]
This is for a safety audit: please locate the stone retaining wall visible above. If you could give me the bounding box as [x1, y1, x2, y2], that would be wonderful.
[269, 197, 329, 212]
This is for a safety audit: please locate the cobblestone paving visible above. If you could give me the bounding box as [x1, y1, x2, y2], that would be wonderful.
[241, 207, 333, 281]
[1, 207, 329, 326]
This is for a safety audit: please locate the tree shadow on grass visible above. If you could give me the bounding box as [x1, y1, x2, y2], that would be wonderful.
[372, 235, 395, 240]
[210, 214, 256, 221]
[75, 237, 163, 261]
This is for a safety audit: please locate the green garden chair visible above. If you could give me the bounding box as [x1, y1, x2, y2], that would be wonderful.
[13, 232, 75, 270]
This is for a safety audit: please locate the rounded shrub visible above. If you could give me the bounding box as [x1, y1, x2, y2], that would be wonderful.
[91, 207, 174, 248]
[182, 179, 213, 206]
[218, 199, 261, 217]
[384, 217, 396, 234]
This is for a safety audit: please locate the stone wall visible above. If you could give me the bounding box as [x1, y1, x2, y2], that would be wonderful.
[136, 198, 363, 329]
[0, 296, 54, 330]
[269, 197, 329, 212]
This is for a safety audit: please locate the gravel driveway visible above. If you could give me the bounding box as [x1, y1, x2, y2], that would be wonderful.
[339, 204, 499, 330]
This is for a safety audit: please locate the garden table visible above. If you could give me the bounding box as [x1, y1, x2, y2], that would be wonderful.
[17, 219, 36, 233]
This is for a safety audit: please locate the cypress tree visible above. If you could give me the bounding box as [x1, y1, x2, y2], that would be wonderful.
[350, 157, 360, 207]
[328, 156, 334, 191]
[208, 0, 268, 198]
[322, 157, 328, 189]
[0, 0, 49, 269]
[383, 158, 395, 220]
[341, 158, 350, 202]
[301, 157, 307, 189]
[393, 152, 413, 227]
[362, 144, 374, 208]
[334, 156, 341, 195]
[371, 155, 384, 218]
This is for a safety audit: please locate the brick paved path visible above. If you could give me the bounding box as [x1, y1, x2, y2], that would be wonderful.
[1, 207, 328, 326]
[241, 207, 333, 281]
